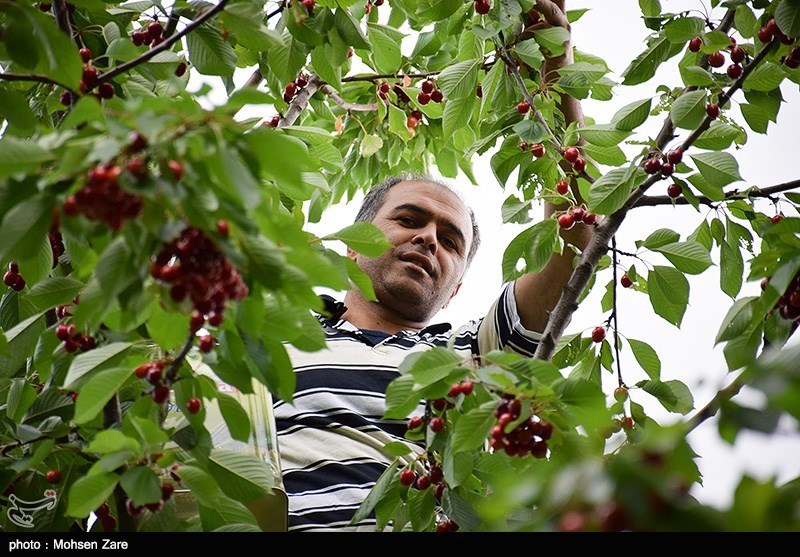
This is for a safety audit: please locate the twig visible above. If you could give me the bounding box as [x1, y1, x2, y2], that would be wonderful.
[0, 72, 71, 91]
[322, 84, 379, 111]
[635, 179, 800, 207]
[610, 236, 623, 387]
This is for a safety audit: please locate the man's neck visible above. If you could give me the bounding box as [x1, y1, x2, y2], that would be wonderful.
[341, 291, 429, 335]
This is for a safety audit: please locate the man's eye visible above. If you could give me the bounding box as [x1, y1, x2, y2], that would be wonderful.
[398, 217, 415, 225]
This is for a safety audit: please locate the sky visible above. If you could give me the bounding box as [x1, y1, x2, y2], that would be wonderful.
[213, 0, 800, 510]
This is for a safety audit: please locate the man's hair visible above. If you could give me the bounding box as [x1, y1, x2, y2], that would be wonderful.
[354, 173, 481, 269]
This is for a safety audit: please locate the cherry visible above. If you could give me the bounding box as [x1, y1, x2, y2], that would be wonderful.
[147, 21, 164, 41]
[175, 61, 187, 77]
[134, 363, 150, 379]
[620, 417, 634, 430]
[379, 81, 390, 94]
[431, 89, 443, 103]
[131, 31, 146, 46]
[591, 326, 606, 343]
[620, 274, 633, 288]
[399, 469, 416, 486]
[706, 103, 720, 119]
[758, 26, 773, 43]
[572, 157, 586, 172]
[557, 213, 574, 230]
[98, 83, 115, 99]
[563, 147, 580, 163]
[448, 383, 462, 397]
[729, 46, 745, 63]
[59, 90, 71, 106]
[644, 157, 662, 174]
[407, 416, 424, 430]
[45, 469, 62, 484]
[82, 66, 98, 87]
[125, 498, 143, 517]
[688, 37, 702, 52]
[475, 0, 491, 15]
[198, 334, 215, 353]
[516, 101, 530, 114]
[207, 311, 224, 327]
[100, 514, 116, 532]
[666, 148, 683, 164]
[569, 206, 586, 222]
[216, 219, 230, 237]
[266, 115, 281, 127]
[429, 416, 445, 433]
[727, 64, 743, 79]
[667, 181, 683, 198]
[614, 386, 629, 402]
[3, 271, 16, 287]
[152, 384, 170, 404]
[460, 381, 474, 396]
[147, 367, 163, 386]
[557, 510, 587, 532]
[415, 475, 431, 490]
[530, 143, 545, 158]
[417, 91, 431, 105]
[406, 115, 420, 129]
[771, 214, 784, 224]
[434, 482, 446, 501]
[161, 483, 174, 501]
[519, 141, 529, 151]
[556, 179, 569, 195]
[285, 81, 298, 98]
[708, 51, 725, 67]
[296, 74, 308, 88]
[660, 162, 674, 176]
[301, 0, 315, 11]
[421, 80, 434, 94]
[476, 84, 483, 98]
[429, 465, 444, 484]
[436, 519, 459, 532]
[168, 160, 184, 181]
[186, 397, 202, 414]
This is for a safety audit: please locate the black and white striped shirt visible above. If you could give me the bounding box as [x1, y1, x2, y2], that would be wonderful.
[276, 282, 541, 531]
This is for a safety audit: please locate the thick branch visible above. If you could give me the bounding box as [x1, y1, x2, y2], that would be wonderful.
[281, 74, 322, 126]
[52, 0, 74, 41]
[533, 9, 744, 361]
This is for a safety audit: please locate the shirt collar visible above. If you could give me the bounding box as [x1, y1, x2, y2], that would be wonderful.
[316, 295, 452, 336]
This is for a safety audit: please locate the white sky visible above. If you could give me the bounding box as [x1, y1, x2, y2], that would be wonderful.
[213, 0, 800, 510]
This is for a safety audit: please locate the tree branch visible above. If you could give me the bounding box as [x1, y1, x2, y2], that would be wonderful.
[280, 74, 322, 127]
[0, 72, 71, 90]
[635, 179, 800, 207]
[321, 84, 379, 111]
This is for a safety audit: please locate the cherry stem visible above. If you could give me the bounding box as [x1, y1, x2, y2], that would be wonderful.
[610, 236, 624, 387]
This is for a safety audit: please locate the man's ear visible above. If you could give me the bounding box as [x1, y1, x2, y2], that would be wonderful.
[442, 282, 462, 309]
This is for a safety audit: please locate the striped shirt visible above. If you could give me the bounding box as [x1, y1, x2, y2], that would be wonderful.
[275, 282, 541, 531]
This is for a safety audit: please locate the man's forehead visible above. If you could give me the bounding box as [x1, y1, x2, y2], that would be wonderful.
[383, 181, 469, 216]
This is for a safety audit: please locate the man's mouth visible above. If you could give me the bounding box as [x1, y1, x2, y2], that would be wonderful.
[399, 252, 434, 276]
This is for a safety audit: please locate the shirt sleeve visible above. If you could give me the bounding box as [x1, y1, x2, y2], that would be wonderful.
[476, 281, 542, 357]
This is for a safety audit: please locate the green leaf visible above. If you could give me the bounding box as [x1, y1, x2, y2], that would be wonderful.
[693, 121, 743, 150]
[686, 173, 725, 201]
[775, 0, 800, 37]
[514, 39, 544, 68]
[664, 16, 705, 43]
[334, 8, 370, 50]
[345, 258, 377, 302]
[531, 26, 570, 57]
[720, 239, 744, 299]
[120, 465, 162, 506]
[744, 62, 786, 92]
[628, 338, 661, 380]
[73, 366, 132, 424]
[577, 124, 631, 147]
[501, 195, 532, 225]
[442, 488, 481, 531]
[384, 374, 422, 420]
[239, 234, 285, 290]
[647, 266, 690, 327]
[24, 277, 83, 312]
[367, 23, 404, 74]
[382, 441, 413, 457]
[622, 33, 671, 85]
[442, 96, 475, 140]
[350, 459, 400, 525]
[690, 152, 742, 189]
[501, 220, 560, 282]
[639, 228, 680, 250]
[0, 193, 53, 263]
[7, 378, 37, 423]
[639, 379, 693, 414]
[0, 313, 45, 378]
[85, 429, 141, 455]
[0, 88, 36, 135]
[581, 144, 627, 166]
[611, 98, 652, 130]
[64, 342, 134, 390]
[66, 473, 118, 518]
[651, 241, 714, 274]
[207, 449, 276, 503]
[451, 402, 496, 452]
[409, 348, 463, 388]
[438, 58, 482, 100]
[359, 134, 383, 157]
[587, 167, 643, 215]
[186, 23, 237, 77]
[222, 3, 284, 51]
[388, 104, 412, 141]
[670, 90, 708, 130]
[324, 221, 393, 258]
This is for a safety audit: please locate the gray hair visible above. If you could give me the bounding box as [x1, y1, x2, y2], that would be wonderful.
[354, 173, 481, 269]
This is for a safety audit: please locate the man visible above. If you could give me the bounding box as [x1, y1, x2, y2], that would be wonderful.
[273, 173, 593, 531]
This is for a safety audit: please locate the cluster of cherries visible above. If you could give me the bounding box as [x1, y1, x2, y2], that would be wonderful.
[283, 72, 309, 104]
[134, 360, 170, 404]
[643, 147, 683, 179]
[764, 271, 800, 322]
[122, 482, 175, 519]
[557, 204, 597, 230]
[62, 160, 144, 231]
[49, 211, 66, 269]
[688, 36, 747, 79]
[489, 393, 553, 458]
[757, 17, 799, 66]
[3, 261, 26, 292]
[55, 321, 97, 353]
[519, 140, 546, 158]
[416, 79, 443, 105]
[131, 18, 166, 49]
[150, 225, 248, 346]
[364, 0, 384, 15]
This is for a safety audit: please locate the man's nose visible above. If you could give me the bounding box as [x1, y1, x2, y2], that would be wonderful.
[411, 225, 438, 254]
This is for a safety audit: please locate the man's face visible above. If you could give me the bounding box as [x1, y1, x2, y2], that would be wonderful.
[348, 180, 473, 324]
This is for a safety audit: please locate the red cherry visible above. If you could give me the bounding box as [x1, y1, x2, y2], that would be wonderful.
[4, 271, 18, 288]
[167, 160, 184, 181]
[758, 26, 773, 43]
[707, 51, 725, 67]
[558, 511, 587, 532]
[175, 61, 187, 77]
[406, 115, 420, 129]
[771, 214, 784, 224]
[296, 74, 308, 88]
[301, 0, 315, 10]
[729, 46, 745, 63]
[727, 64, 743, 79]
[399, 469, 416, 486]
[572, 157, 586, 172]
[516, 101, 530, 114]
[379, 81, 390, 94]
[519, 141, 529, 151]
[407, 416, 424, 430]
[161, 483, 175, 501]
[667, 183, 683, 199]
[429, 466, 444, 484]
[134, 363, 150, 379]
[79, 48, 92, 63]
[644, 157, 662, 174]
[448, 383, 462, 397]
[530, 143, 545, 158]
[591, 326, 606, 343]
[421, 80, 434, 94]
[431, 89, 443, 103]
[125, 498, 143, 517]
[45, 469, 62, 484]
[415, 475, 431, 490]
[147, 21, 164, 41]
[152, 384, 170, 404]
[582, 212, 596, 225]
[98, 83, 115, 99]
[556, 179, 569, 195]
[429, 416, 445, 433]
[186, 397, 202, 414]
[285, 81, 297, 98]
[660, 162, 674, 176]
[688, 37, 702, 52]
[476, 84, 483, 98]
[459, 381, 474, 396]
[59, 91, 71, 106]
[417, 91, 431, 105]
[82, 66, 98, 87]
[706, 103, 720, 119]
[563, 147, 580, 163]
[569, 206, 586, 222]
[666, 148, 683, 164]
[207, 311, 224, 327]
[557, 213, 574, 230]
[216, 219, 230, 237]
[475, 0, 491, 15]
[621, 417, 634, 430]
[198, 334, 215, 353]
[620, 274, 633, 288]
